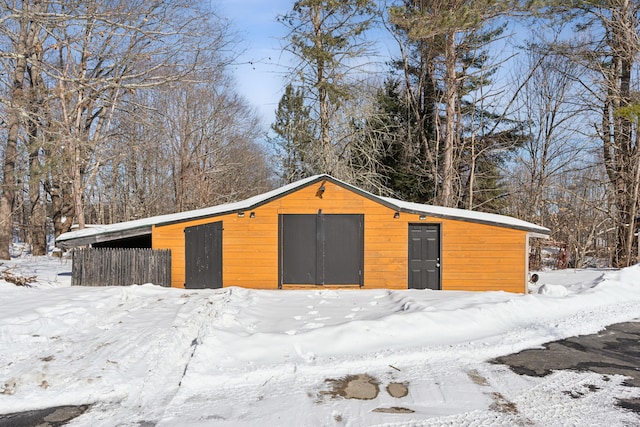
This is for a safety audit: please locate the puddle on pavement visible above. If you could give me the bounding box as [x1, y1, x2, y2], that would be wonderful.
[320, 373, 415, 414]
[323, 374, 380, 400]
[386, 382, 409, 398]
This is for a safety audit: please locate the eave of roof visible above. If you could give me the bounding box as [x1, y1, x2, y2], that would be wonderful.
[56, 225, 153, 249]
[379, 196, 550, 235]
[56, 174, 549, 247]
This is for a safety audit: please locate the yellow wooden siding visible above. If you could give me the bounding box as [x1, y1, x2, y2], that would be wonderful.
[440, 218, 526, 293]
[152, 180, 527, 293]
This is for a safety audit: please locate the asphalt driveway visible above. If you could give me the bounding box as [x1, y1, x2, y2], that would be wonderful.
[493, 320, 640, 413]
[0, 405, 90, 427]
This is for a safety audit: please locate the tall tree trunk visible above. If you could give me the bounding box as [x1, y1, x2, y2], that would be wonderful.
[28, 136, 47, 255]
[27, 23, 48, 256]
[440, 31, 456, 207]
[0, 109, 19, 259]
[467, 133, 475, 210]
[0, 9, 30, 259]
[601, 2, 639, 267]
[72, 137, 86, 228]
[44, 178, 73, 238]
[418, 40, 439, 202]
[311, 3, 332, 173]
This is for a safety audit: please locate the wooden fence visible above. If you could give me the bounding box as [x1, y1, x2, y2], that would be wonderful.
[72, 248, 172, 287]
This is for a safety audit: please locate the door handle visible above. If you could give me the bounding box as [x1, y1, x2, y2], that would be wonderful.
[436, 263, 440, 268]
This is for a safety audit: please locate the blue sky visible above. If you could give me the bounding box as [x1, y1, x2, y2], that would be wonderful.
[216, 0, 294, 127]
[215, 0, 400, 129]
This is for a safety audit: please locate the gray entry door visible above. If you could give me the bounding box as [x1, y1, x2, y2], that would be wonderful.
[184, 221, 222, 289]
[280, 214, 363, 286]
[408, 224, 441, 290]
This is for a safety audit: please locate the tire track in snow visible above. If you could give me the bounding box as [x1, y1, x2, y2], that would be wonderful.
[113, 289, 233, 426]
[0, 287, 229, 426]
[80, 290, 229, 427]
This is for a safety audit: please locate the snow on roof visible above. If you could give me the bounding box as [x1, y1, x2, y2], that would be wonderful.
[379, 196, 550, 235]
[56, 174, 549, 246]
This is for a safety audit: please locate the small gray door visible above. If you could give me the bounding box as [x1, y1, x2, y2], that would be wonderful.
[185, 221, 222, 289]
[408, 224, 440, 290]
[280, 214, 363, 286]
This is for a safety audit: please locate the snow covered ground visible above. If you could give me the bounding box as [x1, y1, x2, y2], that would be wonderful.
[1, 255, 640, 426]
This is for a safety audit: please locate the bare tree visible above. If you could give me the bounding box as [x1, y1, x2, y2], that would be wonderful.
[597, 1, 640, 267]
[507, 40, 587, 223]
[159, 78, 271, 211]
[0, 0, 51, 259]
[92, 69, 273, 221]
[555, 166, 613, 268]
[550, 0, 640, 267]
[44, 0, 217, 229]
[0, 0, 240, 257]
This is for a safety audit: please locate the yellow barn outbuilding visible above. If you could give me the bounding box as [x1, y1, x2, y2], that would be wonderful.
[56, 175, 549, 293]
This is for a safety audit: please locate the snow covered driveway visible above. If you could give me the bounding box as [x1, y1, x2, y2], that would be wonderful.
[1, 259, 640, 425]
